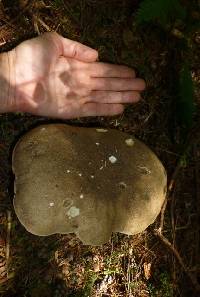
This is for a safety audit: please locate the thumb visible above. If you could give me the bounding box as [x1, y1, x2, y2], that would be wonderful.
[56, 33, 98, 62]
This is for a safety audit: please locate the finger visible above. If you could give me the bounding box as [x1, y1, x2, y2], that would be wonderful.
[85, 91, 141, 103]
[57, 33, 98, 62]
[91, 77, 146, 91]
[89, 63, 136, 78]
[80, 103, 124, 117]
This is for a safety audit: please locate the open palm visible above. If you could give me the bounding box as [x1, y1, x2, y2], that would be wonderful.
[12, 32, 145, 118]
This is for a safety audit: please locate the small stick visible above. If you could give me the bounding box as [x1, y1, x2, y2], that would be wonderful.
[0, 39, 6, 46]
[33, 15, 40, 35]
[155, 126, 200, 293]
[159, 150, 190, 233]
[61, 0, 79, 25]
[35, 16, 51, 32]
[154, 229, 200, 293]
[193, 143, 200, 274]
[159, 196, 168, 232]
[6, 210, 11, 276]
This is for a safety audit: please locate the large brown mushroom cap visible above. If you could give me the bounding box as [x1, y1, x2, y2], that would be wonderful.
[12, 124, 167, 245]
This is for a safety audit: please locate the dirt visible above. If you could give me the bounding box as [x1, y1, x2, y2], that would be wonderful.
[0, 0, 200, 296]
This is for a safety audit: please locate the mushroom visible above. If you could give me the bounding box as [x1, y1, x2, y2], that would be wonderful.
[12, 124, 167, 245]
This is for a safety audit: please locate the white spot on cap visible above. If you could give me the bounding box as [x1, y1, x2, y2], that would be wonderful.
[67, 170, 70, 173]
[80, 194, 84, 199]
[78, 173, 82, 177]
[67, 206, 80, 219]
[49, 202, 54, 207]
[109, 156, 117, 164]
[96, 128, 108, 133]
[138, 166, 151, 175]
[125, 138, 135, 146]
[41, 127, 46, 131]
[119, 182, 127, 189]
[91, 175, 94, 179]
[96, 142, 100, 146]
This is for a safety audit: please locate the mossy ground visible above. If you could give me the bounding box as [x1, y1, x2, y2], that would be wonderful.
[0, 1, 200, 296]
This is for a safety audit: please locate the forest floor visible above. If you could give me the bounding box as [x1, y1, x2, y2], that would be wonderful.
[0, 0, 200, 296]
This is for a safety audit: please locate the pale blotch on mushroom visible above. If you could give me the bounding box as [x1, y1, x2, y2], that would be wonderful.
[96, 129, 108, 133]
[12, 124, 167, 245]
[108, 156, 117, 164]
[67, 206, 80, 219]
[125, 138, 135, 147]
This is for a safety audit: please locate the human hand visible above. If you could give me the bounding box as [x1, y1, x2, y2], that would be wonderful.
[7, 32, 145, 118]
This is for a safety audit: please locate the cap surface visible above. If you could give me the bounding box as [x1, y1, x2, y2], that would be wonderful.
[12, 124, 167, 245]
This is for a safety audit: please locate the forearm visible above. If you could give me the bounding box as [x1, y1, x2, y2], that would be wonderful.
[0, 51, 16, 113]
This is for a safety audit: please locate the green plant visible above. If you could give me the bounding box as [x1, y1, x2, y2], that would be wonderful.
[82, 272, 98, 297]
[136, 0, 186, 26]
[148, 271, 173, 297]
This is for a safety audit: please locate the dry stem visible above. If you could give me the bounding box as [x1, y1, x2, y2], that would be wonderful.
[6, 210, 11, 277]
[154, 229, 200, 293]
[155, 126, 200, 294]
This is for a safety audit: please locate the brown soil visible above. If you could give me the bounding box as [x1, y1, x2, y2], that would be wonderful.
[0, 1, 200, 296]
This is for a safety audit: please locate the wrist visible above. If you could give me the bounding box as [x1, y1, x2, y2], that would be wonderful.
[0, 50, 17, 113]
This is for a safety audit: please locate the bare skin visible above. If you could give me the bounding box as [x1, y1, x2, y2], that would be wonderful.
[0, 32, 145, 118]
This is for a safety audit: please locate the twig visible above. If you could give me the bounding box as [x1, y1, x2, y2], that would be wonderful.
[0, 17, 15, 29]
[158, 155, 183, 233]
[61, 0, 79, 25]
[154, 229, 200, 293]
[193, 142, 200, 275]
[155, 124, 200, 293]
[159, 196, 168, 232]
[35, 16, 51, 32]
[6, 210, 11, 277]
[33, 15, 40, 35]
[155, 147, 180, 156]
[0, 39, 6, 47]
[159, 131, 197, 233]
[170, 172, 177, 284]
[127, 241, 131, 295]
